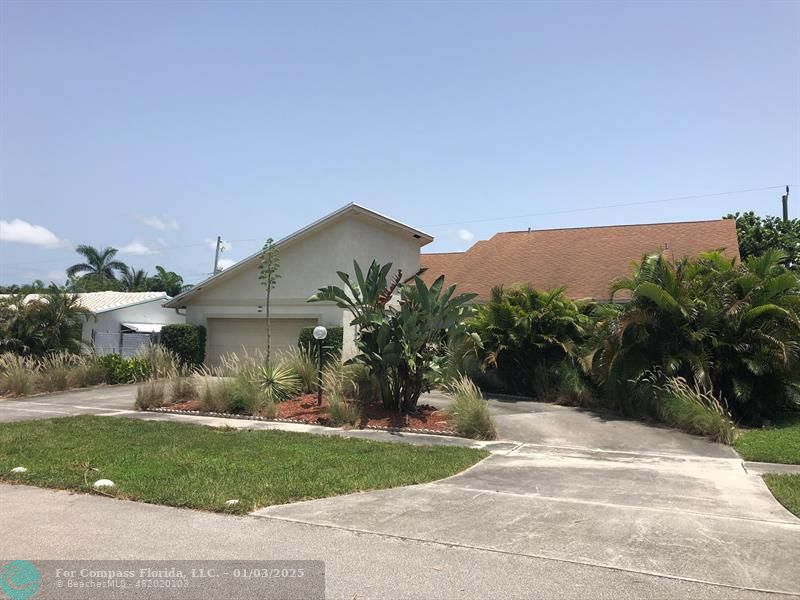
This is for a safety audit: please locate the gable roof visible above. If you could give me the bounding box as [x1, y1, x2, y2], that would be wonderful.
[0, 291, 169, 314]
[164, 203, 433, 308]
[420, 219, 740, 300]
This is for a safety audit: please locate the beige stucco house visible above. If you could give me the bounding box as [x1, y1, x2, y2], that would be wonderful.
[164, 204, 432, 365]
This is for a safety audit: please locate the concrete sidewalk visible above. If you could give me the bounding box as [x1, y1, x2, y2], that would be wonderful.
[1, 484, 795, 600]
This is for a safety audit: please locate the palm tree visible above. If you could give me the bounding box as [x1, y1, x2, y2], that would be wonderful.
[120, 267, 150, 292]
[470, 285, 588, 394]
[148, 266, 191, 297]
[66, 245, 128, 284]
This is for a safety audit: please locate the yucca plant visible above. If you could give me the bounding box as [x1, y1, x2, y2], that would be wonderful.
[254, 363, 301, 403]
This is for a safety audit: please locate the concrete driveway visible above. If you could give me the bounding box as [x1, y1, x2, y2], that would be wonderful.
[0, 385, 137, 421]
[1, 387, 799, 597]
[253, 393, 800, 595]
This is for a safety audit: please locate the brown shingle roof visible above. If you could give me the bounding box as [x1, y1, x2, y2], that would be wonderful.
[421, 219, 740, 300]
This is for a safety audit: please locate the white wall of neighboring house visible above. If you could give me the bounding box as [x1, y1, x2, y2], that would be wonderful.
[171, 207, 430, 365]
[84, 300, 185, 356]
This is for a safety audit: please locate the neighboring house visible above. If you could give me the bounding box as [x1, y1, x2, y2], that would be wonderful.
[164, 204, 432, 365]
[420, 219, 740, 301]
[0, 291, 185, 356]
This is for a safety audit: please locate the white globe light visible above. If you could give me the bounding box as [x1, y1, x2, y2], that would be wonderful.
[313, 325, 328, 340]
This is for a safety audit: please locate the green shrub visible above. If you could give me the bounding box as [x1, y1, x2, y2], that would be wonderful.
[135, 380, 168, 410]
[444, 376, 497, 440]
[160, 324, 206, 366]
[95, 354, 152, 384]
[0, 354, 38, 396]
[469, 285, 588, 395]
[531, 362, 594, 406]
[298, 326, 343, 364]
[279, 346, 318, 393]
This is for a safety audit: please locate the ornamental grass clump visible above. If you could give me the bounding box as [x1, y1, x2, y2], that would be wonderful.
[444, 376, 497, 440]
[0, 353, 38, 397]
[279, 346, 318, 393]
[135, 380, 168, 410]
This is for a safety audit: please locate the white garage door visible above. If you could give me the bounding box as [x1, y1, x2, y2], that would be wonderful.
[206, 318, 318, 365]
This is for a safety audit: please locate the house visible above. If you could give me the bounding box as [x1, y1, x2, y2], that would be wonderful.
[420, 219, 740, 301]
[164, 204, 432, 365]
[0, 291, 185, 356]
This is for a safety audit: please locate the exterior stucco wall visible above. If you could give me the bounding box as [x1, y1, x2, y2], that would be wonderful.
[179, 214, 424, 361]
[82, 300, 185, 351]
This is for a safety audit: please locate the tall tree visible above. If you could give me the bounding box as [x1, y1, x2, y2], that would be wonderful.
[66, 245, 128, 285]
[258, 238, 281, 363]
[726, 212, 800, 270]
[148, 266, 189, 297]
[120, 267, 150, 292]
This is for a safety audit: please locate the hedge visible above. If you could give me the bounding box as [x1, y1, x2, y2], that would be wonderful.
[160, 324, 206, 365]
[298, 326, 343, 363]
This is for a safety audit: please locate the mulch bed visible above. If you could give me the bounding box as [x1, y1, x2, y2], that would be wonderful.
[163, 394, 456, 435]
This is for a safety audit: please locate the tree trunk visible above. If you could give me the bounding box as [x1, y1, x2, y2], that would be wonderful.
[266, 285, 271, 364]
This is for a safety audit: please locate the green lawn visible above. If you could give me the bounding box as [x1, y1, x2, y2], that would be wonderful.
[0, 416, 487, 514]
[733, 415, 800, 465]
[763, 474, 800, 518]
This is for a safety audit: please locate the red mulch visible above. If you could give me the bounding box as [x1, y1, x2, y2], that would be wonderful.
[163, 393, 455, 434]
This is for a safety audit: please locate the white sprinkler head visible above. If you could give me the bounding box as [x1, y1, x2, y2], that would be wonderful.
[224, 499, 240, 507]
[10, 467, 27, 473]
[93, 479, 115, 489]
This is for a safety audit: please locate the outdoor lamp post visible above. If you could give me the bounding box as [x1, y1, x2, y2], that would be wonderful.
[313, 325, 327, 406]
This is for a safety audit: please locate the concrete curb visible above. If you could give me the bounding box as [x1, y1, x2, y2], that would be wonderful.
[744, 461, 800, 475]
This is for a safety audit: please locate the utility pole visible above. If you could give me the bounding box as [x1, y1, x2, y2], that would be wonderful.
[213, 236, 222, 274]
[782, 186, 790, 223]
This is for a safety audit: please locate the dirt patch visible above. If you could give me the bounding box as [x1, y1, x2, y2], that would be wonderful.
[163, 394, 456, 434]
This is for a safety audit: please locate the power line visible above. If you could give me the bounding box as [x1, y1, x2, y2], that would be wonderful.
[425, 185, 793, 228]
[0, 184, 792, 270]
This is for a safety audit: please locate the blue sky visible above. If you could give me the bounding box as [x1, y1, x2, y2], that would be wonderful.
[1, 0, 798, 285]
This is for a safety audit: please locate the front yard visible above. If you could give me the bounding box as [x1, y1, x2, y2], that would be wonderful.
[734, 415, 800, 518]
[0, 416, 487, 514]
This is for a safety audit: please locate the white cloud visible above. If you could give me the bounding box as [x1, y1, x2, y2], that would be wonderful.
[205, 237, 232, 252]
[138, 215, 179, 231]
[217, 258, 236, 270]
[118, 239, 162, 255]
[456, 228, 475, 242]
[0, 219, 67, 248]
